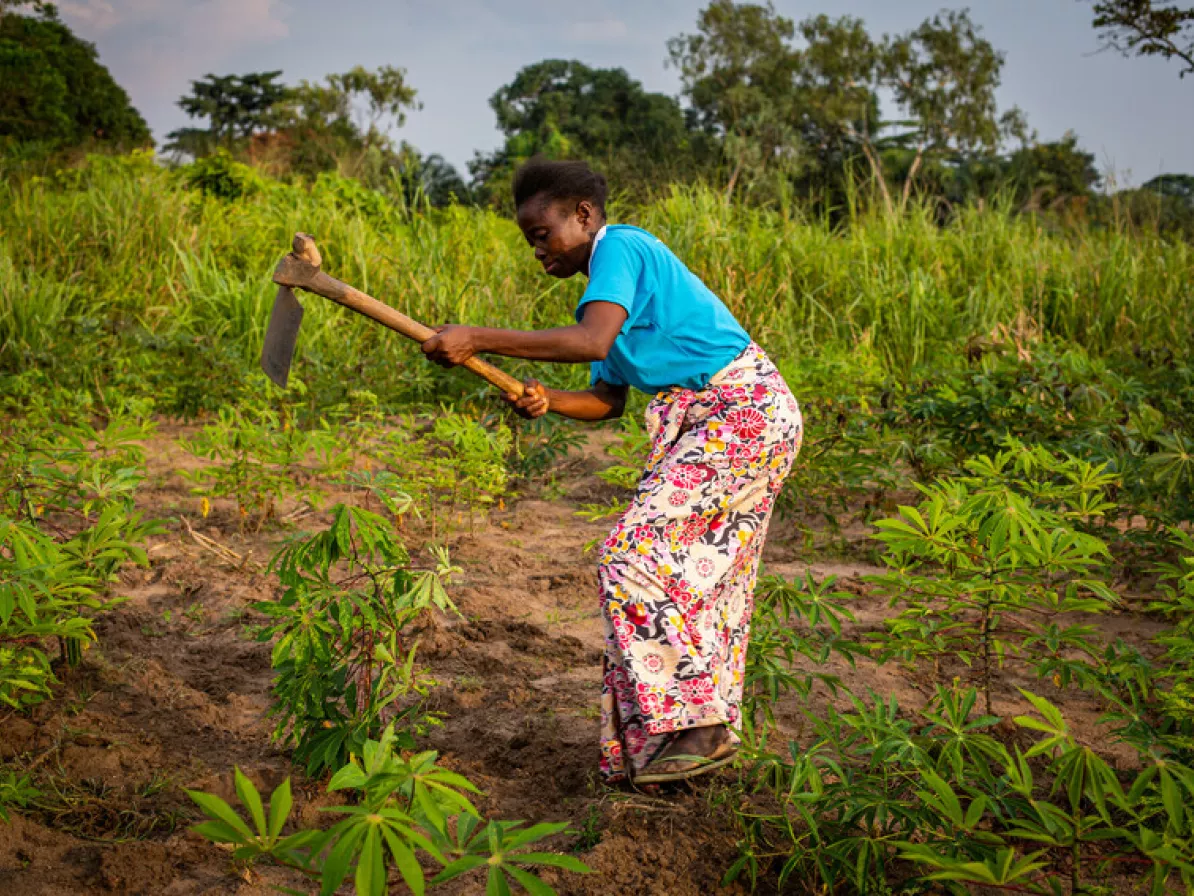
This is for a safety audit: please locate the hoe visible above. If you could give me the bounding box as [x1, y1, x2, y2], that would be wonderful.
[261, 232, 526, 396]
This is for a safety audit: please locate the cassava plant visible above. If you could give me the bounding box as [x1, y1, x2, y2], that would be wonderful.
[254, 502, 459, 775]
[727, 683, 1194, 894]
[0, 414, 159, 708]
[869, 441, 1120, 713]
[187, 723, 589, 895]
[181, 404, 347, 530]
[742, 570, 864, 738]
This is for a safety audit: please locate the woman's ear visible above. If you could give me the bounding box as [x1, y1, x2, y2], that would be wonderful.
[576, 199, 594, 228]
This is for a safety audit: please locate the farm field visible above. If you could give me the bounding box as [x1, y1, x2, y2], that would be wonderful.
[3, 155, 1194, 895]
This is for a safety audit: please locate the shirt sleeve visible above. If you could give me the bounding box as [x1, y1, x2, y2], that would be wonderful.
[590, 360, 625, 387]
[575, 235, 641, 330]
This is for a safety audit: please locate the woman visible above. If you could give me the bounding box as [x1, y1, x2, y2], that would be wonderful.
[422, 159, 802, 785]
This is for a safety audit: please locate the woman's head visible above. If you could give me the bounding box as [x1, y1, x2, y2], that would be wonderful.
[513, 158, 608, 279]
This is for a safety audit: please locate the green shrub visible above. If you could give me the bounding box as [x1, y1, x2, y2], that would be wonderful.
[180, 149, 268, 200]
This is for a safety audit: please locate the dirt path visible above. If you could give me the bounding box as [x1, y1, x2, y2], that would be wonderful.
[0, 429, 1167, 895]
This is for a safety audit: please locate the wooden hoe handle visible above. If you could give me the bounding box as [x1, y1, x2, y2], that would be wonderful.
[273, 233, 525, 397]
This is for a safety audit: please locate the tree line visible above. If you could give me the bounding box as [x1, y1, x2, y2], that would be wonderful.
[2, 0, 1192, 232]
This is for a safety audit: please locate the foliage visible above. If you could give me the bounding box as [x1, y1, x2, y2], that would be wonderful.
[187, 725, 589, 895]
[164, 63, 435, 187]
[0, 4, 150, 151]
[1088, 0, 1194, 77]
[882, 10, 1028, 202]
[180, 405, 347, 530]
[164, 71, 288, 158]
[898, 343, 1194, 530]
[668, 2, 1028, 207]
[472, 59, 694, 205]
[0, 768, 38, 823]
[869, 443, 1120, 713]
[506, 414, 585, 480]
[576, 416, 651, 523]
[730, 682, 1194, 894]
[742, 571, 863, 733]
[179, 149, 271, 201]
[0, 414, 159, 709]
[1006, 132, 1102, 208]
[253, 502, 458, 774]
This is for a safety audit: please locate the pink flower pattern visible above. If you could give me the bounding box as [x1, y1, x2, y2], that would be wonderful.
[598, 343, 802, 782]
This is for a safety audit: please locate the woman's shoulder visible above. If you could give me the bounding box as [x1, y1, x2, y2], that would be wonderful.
[600, 225, 668, 261]
[605, 224, 660, 243]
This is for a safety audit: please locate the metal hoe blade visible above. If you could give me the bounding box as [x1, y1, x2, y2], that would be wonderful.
[261, 285, 304, 387]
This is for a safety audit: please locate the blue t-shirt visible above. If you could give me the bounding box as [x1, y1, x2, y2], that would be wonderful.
[575, 225, 750, 394]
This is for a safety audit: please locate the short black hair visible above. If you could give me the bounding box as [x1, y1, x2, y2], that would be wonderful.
[512, 158, 608, 214]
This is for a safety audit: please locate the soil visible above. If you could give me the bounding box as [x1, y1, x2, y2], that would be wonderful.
[0, 425, 1169, 895]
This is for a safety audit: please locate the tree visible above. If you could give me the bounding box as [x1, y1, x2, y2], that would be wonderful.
[1145, 172, 1194, 204]
[473, 59, 693, 205]
[281, 65, 419, 144]
[269, 65, 420, 178]
[164, 71, 287, 157]
[668, 1, 802, 197]
[166, 65, 421, 179]
[390, 143, 469, 207]
[883, 9, 1027, 208]
[1005, 132, 1101, 208]
[1086, 0, 1194, 77]
[490, 59, 687, 159]
[669, 3, 1028, 210]
[0, 3, 150, 150]
[787, 14, 886, 203]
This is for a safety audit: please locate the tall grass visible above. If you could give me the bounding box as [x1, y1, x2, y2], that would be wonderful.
[1, 154, 1191, 402]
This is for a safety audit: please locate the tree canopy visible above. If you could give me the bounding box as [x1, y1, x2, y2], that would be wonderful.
[469, 59, 694, 206]
[1087, 0, 1194, 77]
[666, 3, 1027, 205]
[0, 3, 150, 150]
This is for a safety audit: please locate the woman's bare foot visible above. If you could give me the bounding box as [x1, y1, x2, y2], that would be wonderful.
[635, 724, 735, 781]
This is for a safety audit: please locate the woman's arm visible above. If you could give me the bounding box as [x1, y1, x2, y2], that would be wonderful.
[422, 302, 627, 366]
[507, 378, 627, 422]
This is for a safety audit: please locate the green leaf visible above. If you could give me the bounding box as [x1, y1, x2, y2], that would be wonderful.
[381, 826, 424, 896]
[505, 864, 557, 896]
[964, 795, 988, 831]
[321, 824, 366, 896]
[502, 822, 571, 851]
[415, 782, 446, 833]
[513, 853, 591, 873]
[234, 768, 268, 838]
[267, 778, 292, 840]
[355, 827, 384, 896]
[487, 865, 513, 896]
[328, 763, 368, 792]
[186, 789, 255, 842]
[192, 820, 251, 845]
[430, 854, 487, 885]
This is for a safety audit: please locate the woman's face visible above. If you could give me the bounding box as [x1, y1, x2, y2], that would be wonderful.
[516, 194, 600, 278]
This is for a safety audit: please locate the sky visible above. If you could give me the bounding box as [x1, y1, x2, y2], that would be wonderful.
[56, 0, 1194, 186]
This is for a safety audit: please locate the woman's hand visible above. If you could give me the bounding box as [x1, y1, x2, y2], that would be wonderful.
[421, 325, 477, 367]
[504, 379, 550, 419]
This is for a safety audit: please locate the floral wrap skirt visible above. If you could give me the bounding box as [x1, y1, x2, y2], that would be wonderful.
[598, 342, 802, 782]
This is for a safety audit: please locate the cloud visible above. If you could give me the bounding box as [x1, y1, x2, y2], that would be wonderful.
[56, 0, 120, 32]
[566, 17, 629, 43]
[58, 0, 291, 103]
